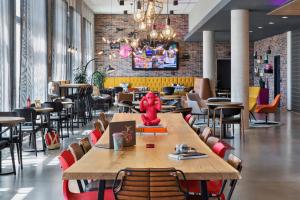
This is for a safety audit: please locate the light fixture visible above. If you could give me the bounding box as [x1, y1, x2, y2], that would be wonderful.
[149, 25, 158, 39]
[161, 0, 176, 40]
[133, 0, 145, 22]
[281, 16, 288, 19]
[123, 10, 128, 14]
[173, 0, 178, 6]
[130, 38, 140, 48]
[258, 26, 263, 29]
[105, 65, 116, 74]
[139, 21, 147, 30]
[268, 21, 275, 25]
[249, 30, 253, 33]
[119, 0, 124, 6]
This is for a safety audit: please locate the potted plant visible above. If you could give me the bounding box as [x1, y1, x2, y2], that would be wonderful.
[92, 70, 106, 89]
[74, 66, 87, 84]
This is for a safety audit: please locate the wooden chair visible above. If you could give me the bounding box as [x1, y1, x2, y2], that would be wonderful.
[79, 137, 92, 153]
[113, 168, 189, 200]
[199, 127, 212, 143]
[99, 112, 109, 132]
[205, 136, 220, 149]
[68, 143, 85, 161]
[213, 105, 244, 140]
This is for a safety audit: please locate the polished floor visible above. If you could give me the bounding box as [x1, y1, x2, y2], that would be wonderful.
[1, 111, 300, 200]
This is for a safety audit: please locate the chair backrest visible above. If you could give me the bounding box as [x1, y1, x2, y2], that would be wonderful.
[58, 150, 75, 171]
[42, 101, 63, 113]
[188, 116, 196, 127]
[212, 142, 227, 158]
[90, 129, 102, 145]
[113, 168, 188, 200]
[163, 87, 175, 95]
[205, 136, 220, 149]
[249, 87, 260, 111]
[216, 105, 243, 118]
[14, 108, 37, 123]
[69, 143, 85, 161]
[118, 92, 134, 102]
[184, 114, 192, 123]
[200, 127, 212, 143]
[99, 112, 109, 130]
[220, 153, 242, 200]
[79, 137, 92, 153]
[207, 97, 230, 102]
[0, 112, 17, 117]
[271, 94, 281, 107]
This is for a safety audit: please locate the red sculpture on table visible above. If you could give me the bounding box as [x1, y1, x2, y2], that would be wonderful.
[140, 92, 161, 126]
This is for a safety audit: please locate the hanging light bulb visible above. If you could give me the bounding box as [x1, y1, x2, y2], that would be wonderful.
[149, 25, 158, 39]
[139, 21, 147, 31]
[130, 38, 140, 48]
[162, 18, 175, 40]
[133, 0, 145, 22]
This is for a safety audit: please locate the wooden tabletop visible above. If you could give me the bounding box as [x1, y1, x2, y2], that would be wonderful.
[34, 107, 54, 113]
[160, 95, 182, 100]
[206, 102, 242, 107]
[134, 105, 176, 110]
[0, 117, 25, 125]
[63, 113, 240, 181]
[59, 83, 90, 88]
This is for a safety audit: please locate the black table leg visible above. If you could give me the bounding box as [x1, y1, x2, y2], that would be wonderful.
[98, 180, 106, 200]
[200, 180, 208, 200]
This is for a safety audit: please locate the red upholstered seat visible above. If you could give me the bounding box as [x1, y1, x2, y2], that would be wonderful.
[212, 142, 227, 158]
[90, 129, 102, 145]
[59, 150, 114, 200]
[185, 114, 192, 123]
[63, 180, 114, 200]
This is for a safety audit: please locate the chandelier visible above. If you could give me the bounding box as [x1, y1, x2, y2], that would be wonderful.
[133, 0, 163, 31]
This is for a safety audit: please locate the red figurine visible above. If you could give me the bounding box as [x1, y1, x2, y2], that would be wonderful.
[140, 92, 161, 126]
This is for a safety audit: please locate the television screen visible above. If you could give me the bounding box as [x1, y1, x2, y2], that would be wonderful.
[132, 42, 179, 70]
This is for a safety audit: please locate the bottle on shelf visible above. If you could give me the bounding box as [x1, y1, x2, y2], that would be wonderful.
[26, 96, 31, 108]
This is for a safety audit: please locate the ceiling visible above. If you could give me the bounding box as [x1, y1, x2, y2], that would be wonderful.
[185, 0, 300, 42]
[268, 0, 300, 15]
[84, 0, 199, 14]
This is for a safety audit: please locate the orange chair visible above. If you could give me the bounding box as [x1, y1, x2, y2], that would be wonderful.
[255, 94, 281, 124]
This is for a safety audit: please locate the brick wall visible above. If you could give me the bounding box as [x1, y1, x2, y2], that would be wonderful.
[94, 14, 234, 78]
[253, 32, 287, 107]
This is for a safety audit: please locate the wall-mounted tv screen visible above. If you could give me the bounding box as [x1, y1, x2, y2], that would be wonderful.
[132, 42, 179, 70]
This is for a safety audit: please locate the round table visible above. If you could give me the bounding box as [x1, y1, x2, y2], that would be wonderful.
[34, 107, 54, 113]
[0, 117, 25, 126]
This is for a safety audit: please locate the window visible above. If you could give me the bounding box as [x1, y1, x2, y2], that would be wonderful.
[15, 0, 21, 108]
[0, 0, 11, 111]
[83, 18, 94, 81]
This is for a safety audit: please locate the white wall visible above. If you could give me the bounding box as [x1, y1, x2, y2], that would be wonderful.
[189, 0, 221, 31]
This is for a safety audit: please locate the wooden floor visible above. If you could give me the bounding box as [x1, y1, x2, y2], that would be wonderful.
[0, 111, 300, 200]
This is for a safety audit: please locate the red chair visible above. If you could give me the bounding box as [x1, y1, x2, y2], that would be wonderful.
[212, 142, 227, 158]
[185, 114, 192, 123]
[90, 129, 102, 145]
[59, 150, 114, 200]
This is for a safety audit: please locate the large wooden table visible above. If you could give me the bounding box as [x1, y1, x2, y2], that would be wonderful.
[63, 113, 240, 200]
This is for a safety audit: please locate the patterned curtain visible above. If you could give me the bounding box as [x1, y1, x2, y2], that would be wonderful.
[20, 0, 47, 107]
[52, 0, 68, 81]
[0, 0, 11, 111]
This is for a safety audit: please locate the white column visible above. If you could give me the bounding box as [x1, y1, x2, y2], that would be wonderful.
[287, 31, 292, 111]
[231, 9, 250, 128]
[203, 30, 216, 95]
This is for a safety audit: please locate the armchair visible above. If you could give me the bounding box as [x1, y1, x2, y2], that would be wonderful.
[249, 87, 260, 120]
[255, 94, 281, 124]
[186, 93, 208, 123]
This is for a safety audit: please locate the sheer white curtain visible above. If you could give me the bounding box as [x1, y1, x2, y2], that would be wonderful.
[20, 0, 47, 106]
[71, 9, 82, 81]
[83, 18, 94, 82]
[52, 0, 68, 81]
[0, 0, 11, 111]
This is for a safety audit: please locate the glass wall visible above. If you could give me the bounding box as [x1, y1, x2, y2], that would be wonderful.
[0, 0, 11, 111]
[19, 0, 47, 106]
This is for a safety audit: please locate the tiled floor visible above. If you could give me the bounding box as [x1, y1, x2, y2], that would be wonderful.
[1, 111, 300, 199]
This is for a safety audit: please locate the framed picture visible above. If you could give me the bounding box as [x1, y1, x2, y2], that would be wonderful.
[109, 121, 136, 147]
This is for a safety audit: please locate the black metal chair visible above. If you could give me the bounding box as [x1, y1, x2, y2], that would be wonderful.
[14, 108, 43, 157]
[0, 112, 23, 169]
[0, 139, 16, 175]
[42, 102, 69, 139]
[163, 86, 175, 95]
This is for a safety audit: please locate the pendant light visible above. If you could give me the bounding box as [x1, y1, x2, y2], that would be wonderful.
[161, 0, 175, 40]
[133, 0, 145, 22]
[149, 25, 158, 39]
